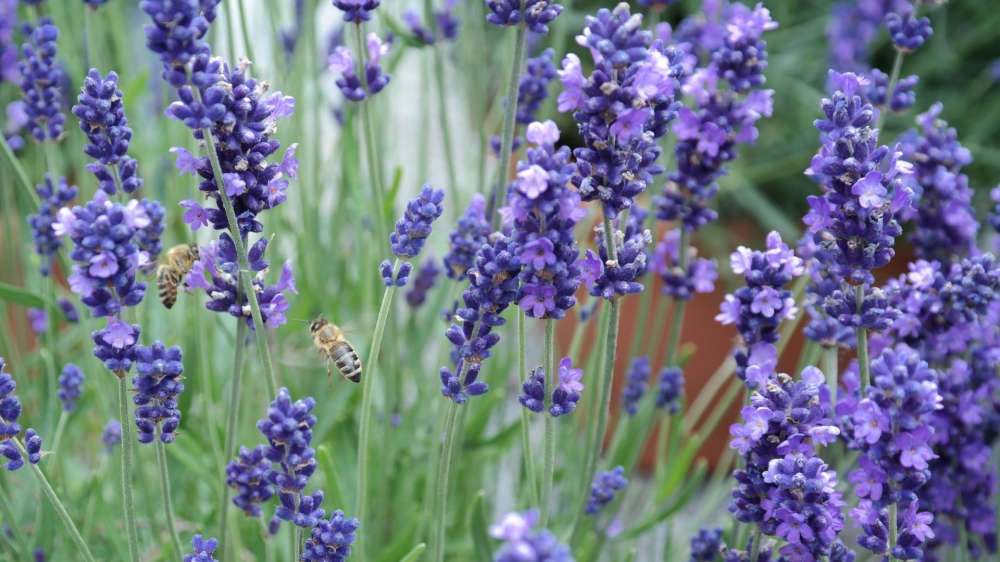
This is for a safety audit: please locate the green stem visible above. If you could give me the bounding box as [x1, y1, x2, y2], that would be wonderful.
[0, 131, 41, 206]
[11, 438, 96, 562]
[193, 88, 278, 399]
[855, 286, 871, 390]
[354, 23, 388, 247]
[821, 347, 839, 399]
[118, 374, 140, 562]
[487, 23, 527, 228]
[218, 294, 248, 559]
[295, 524, 303, 561]
[433, 44, 460, 211]
[653, 415, 671, 482]
[41, 275, 59, 429]
[682, 356, 736, 432]
[236, 0, 257, 65]
[434, 401, 460, 562]
[540, 319, 556, 527]
[577, 302, 610, 522]
[888, 503, 899, 561]
[663, 229, 690, 368]
[155, 430, 184, 556]
[50, 410, 68, 455]
[0, 480, 30, 558]
[356, 260, 400, 551]
[749, 528, 762, 562]
[627, 278, 654, 361]
[84, 6, 100, 71]
[518, 312, 539, 508]
[874, 0, 919, 133]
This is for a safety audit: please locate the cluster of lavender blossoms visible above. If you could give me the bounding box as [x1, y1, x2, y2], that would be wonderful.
[328, 33, 392, 102]
[333, 0, 380, 24]
[132, 341, 185, 444]
[489, 48, 558, 155]
[578, 214, 652, 301]
[715, 231, 803, 387]
[585, 466, 627, 515]
[443, 193, 490, 281]
[17, 18, 65, 142]
[489, 509, 574, 562]
[728, 358, 846, 561]
[27, 174, 77, 276]
[558, 2, 682, 219]
[381, 185, 446, 287]
[403, 0, 461, 45]
[0, 359, 43, 471]
[653, 229, 716, 301]
[501, 120, 586, 319]
[485, 0, 563, 34]
[518, 357, 584, 418]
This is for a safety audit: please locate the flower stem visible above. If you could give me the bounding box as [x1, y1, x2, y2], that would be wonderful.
[354, 23, 388, 247]
[433, 43, 460, 211]
[821, 347, 839, 399]
[356, 259, 400, 554]
[749, 528, 762, 562]
[11, 437, 96, 562]
[487, 23, 527, 228]
[0, 132, 40, 206]
[888, 503, 899, 561]
[540, 319, 556, 527]
[218, 309, 247, 559]
[196, 113, 278, 399]
[434, 401, 460, 562]
[154, 429, 184, 556]
[84, 6, 100, 71]
[518, 312, 540, 508]
[235, 0, 257, 65]
[50, 409, 68, 455]
[855, 286, 871, 390]
[117, 374, 140, 562]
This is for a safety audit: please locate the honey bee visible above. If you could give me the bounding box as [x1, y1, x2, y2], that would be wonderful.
[156, 244, 200, 309]
[309, 316, 362, 385]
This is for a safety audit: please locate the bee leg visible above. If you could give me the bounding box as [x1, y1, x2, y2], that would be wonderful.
[325, 359, 333, 388]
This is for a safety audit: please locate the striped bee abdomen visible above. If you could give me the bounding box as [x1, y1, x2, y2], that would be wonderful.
[330, 341, 362, 383]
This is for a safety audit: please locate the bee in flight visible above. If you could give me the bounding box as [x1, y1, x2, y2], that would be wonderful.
[309, 316, 362, 385]
[156, 244, 200, 309]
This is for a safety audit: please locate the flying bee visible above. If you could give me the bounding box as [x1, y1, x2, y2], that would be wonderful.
[309, 316, 362, 385]
[156, 244, 200, 309]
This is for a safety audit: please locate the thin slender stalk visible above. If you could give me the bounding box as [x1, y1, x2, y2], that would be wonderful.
[354, 23, 388, 247]
[486, 24, 527, 227]
[0, 131, 41, 206]
[855, 286, 871, 389]
[50, 410, 68, 454]
[653, 415, 671, 482]
[821, 347, 839, 399]
[41, 275, 59, 429]
[518, 312, 540, 508]
[540, 319, 556, 527]
[84, 6, 100, 71]
[11, 438, 96, 562]
[235, 0, 257, 65]
[577, 302, 610, 517]
[433, 44, 460, 211]
[295, 523, 303, 561]
[888, 503, 899, 561]
[0, 481, 30, 558]
[749, 529, 762, 562]
[117, 374, 140, 562]
[627, 277, 655, 361]
[434, 401, 460, 562]
[155, 431, 184, 556]
[682, 356, 736, 432]
[193, 89, 278, 399]
[218, 296, 248, 559]
[663, 229, 691, 368]
[356, 259, 400, 550]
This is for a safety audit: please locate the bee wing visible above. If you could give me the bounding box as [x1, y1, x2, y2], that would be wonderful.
[274, 337, 327, 368]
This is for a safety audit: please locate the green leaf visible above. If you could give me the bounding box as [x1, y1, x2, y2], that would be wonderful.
[396, 543, 427, 562]
[317, 445, 347, 515]
[0, 282, 67, 320]
[469, 491, 493, 562]
[621, 459, 707, 539]
[464, 419, 519, 451]
[385, 165, 404, 219]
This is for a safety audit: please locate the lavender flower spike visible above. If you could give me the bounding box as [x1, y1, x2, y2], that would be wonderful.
[132, 341, 185, 444]
[57, 363, 84, 411]
[383, 185, 445, 287]
[257, 388, 318, 530]
[28, 174, 77, 277]
[183, 535, 219, 562]
[489, 509, 575, 561]
[72, 69, 143, 194]
[333, 0, 380, 24]
[586, 466, 628, 515]
[485, 1, 563, 34]
[301, 510, 360, 561]
[225, 445, 274, 517]
[17, 18, 66, 141]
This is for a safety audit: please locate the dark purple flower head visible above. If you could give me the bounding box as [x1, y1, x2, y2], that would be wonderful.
[391, 185, 445, 259]
[712, 2, 778, 93]
[277, 489, 325, 528]
[485, 0, 563, 34]
[302, 509, 360, 561]
[132, 340, 185, 444]
[24, 428, 41, 464]
[403, 10, 435, 45]
[140, 0, 220, 86]
[28, 174, 77, 276]
[444, 194, 491, 281]
[762, 454, 846, 560]
[57, 363, 84, 412]
[101, 419, 121, 453]
[825, 0, 908, 72]
[406, 258, 441, 308]
[91, 317, 140, 374]
[586, 466, 627, 515]
[182, 534, 219, 562]
[332, 0, 379, 24]
[561, 4, 683, 218]
[896, 102, 978, 261]
[0, 1, 19, 84]
[57, 297, 79, 323]
[73, 69, 144, 196]
[435, 0, 460, 40]
[621, 355, 650, 416]
[0, 358, 23, 442]
[226, 444, 274, 517]
[653, 229, 717, 300]
[585, 220, 652, 301]
[514, 48, 557, 125]
[328, 33, 392, 101]
[0, 438, 22, 471]
[440, 235, 521, 404]
[656, 366, 684, 413]
[257, 388, 317, 528]
[518, 358, 583, 417]
[885, 8, 932, 53]
[17, 18, 65, 141]
[489, 509, 574, 561]
[689, 527, 724, 562]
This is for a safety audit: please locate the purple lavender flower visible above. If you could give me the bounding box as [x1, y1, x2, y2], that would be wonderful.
[332, 0, 379, 24]
[689, 527, 724, 562]
[406, 258, 441, 308]
[586, 466, 627, 515]
[444, 194, 491, 281]
[896, 103, 978, 261]
[435, 0, 460, 40]
[301, 509, 359, 561]
[886, 7, 932, 53]
[621, 356, 650, 416]
[27, 308, 46, 335]
[16, 18, 66, 141]
[391, 185, 446, 260]
[0, 358, 23, 442]
[825, 0, 908, 72]
[485, 0, 563, 34]
[404, 10, 435, 44]
[140, 0, 220, 86]
[763, 455, 846, 560]
[583, 219, 652, 301]
[57, 363, 84, 411]
[27, 174, 77, 276]
[518, 358, 583, 417]
[653, 229, 717, 300]
[655, 5, 777, 231]
[72, 70, 143, 194]
[328, 33, 392, 102]
[101, 419, 121, 453]
[183, 535, 219, 562]
[515, 48, 556, 125]
[24, 428, 40, 464]
[561, 4, 682, 219]
[655, 366, 684, 413]
[91, 317, 140, 373]
[132, 341, 185, 444]
[440, 236, 521, 404]
[0, 0, 18, 84]
[57, 297, 78, 323]
[226, 445, 274, 517]
[0, 438, 21, 471]
[61, 191, 149, 317]
[489, 509, 574, 561]
[257, 388, 317, 528]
